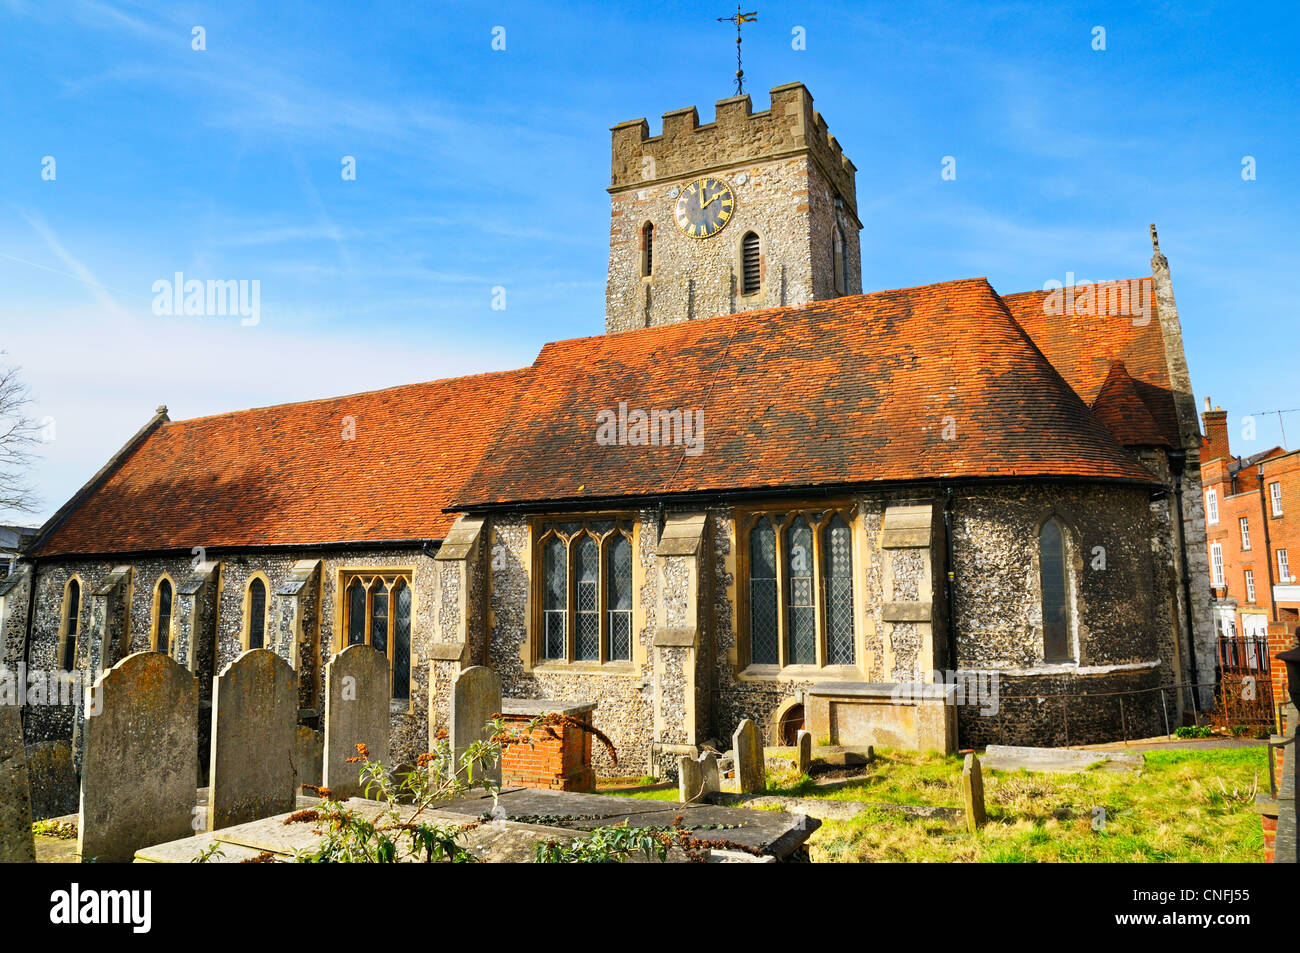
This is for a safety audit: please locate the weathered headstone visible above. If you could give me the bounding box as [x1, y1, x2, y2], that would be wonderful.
[78, 653, 197, 863]
[796, 729, 813, 774]
[0, 703, 35, 862]
[733, 719, 765, 794]
[294, 725, 323, 789]
[323, 644, 390, 798]
[963, 753, 986, 832]
[679, 751, 721, 802]
[450, 666, 503, 787]
[208, 649, 297, 830]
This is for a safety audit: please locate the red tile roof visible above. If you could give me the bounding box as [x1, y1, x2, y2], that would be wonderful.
[451, 278, 1158, 509]
[1001, 280, 1179, 445]
[1090, 362, 1171, 448]
[34, 277, 1170, 558]
[33, 369, 531, 556]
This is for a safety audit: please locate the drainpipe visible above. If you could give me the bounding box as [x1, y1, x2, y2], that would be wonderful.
[1258, 465, 1277, 624]
[1168, 450, 1200, 713]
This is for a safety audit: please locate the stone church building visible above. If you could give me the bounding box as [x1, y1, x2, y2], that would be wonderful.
[2, 83, 1214, 778]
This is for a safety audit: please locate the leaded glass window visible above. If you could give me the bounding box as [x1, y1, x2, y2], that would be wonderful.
[574, 536, 600, 661]
[247, 578, 266, 650]
[61, 580, 80, 671]
[369, 580, 389, 655]
[543, 535, 567, 659]
[745, 508, 858, 669]
[536, 518, 635, 664]
[785, 516, 816, 665]
[1039, 518, 1070, 661]
[749, 518, 778, 665]
[392, 579, 411, 700]
[347, 578, 366, 646]
[607, 533, 633, 662]
[824, 515, 855, 664]
[155, 578, 173, 655]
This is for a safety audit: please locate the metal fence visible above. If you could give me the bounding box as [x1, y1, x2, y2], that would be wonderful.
[1214, 634, 1276, 728]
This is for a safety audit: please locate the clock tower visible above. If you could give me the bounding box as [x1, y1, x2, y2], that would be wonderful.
[605, 83, 861, 334]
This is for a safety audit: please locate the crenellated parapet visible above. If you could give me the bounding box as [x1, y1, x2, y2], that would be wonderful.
[610, 82, 857, 212]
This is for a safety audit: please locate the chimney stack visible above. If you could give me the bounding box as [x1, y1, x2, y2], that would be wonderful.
[1201, 397, 1230, 462]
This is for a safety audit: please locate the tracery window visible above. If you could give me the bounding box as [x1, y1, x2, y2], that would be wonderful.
[341, 570, 414, 699]
[742, 508, 857, 669]
[535, 518, 634, 664]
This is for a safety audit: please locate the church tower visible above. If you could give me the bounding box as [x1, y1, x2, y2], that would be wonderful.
[605, 83, 861, 334]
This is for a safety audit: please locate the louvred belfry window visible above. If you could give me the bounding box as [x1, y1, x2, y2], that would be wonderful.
[741, 231, 761, 295]
[340, 570, 415, 698]
[536, 518, 635, 664]
[743, 507, 857, 669]
[642, 222, 654, 277]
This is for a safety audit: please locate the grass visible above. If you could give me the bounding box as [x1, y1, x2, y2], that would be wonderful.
[598, 747, 1269, 862]
[32, 819, 78, 840]
[809, 748, 1266, 863]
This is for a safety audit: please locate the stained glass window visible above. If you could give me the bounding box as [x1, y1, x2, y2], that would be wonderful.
[1040, 518, 1070, 660]
[248, 578, 266, 650]
[785, 516, 816, 664]
[575, 535, 600, 661]
[392, 579, 411, 700]
[369, 579, 389, 655]
[824, 515, 855, 664]
[607, 533, 633, 661]
[345, 577, 366, 642]
[749, 518, 778, 664]
[543, 535, 567, 659]
[156, 579, 173, 655]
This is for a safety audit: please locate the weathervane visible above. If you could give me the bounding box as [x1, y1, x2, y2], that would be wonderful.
[717, 4, 758, 96]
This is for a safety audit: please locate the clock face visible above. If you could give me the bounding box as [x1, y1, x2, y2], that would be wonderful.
[673, 176, 734, 239]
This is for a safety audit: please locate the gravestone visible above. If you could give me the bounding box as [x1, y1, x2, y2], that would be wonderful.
[294, 725, 323, 789]
[0, 704, 35, 862]
[323, 644, 390, 798]
[208, 649, 297, 830]
[450, 666, 502, 787]
[733, 719, 765, 794]
[962, 753, 986, 832]
[78, 653, 197, 863]
[796, 729, 813, 774]
[679, 750, 720, 803]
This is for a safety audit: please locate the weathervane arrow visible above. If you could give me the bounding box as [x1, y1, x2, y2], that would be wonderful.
[717, 4, 758, 96]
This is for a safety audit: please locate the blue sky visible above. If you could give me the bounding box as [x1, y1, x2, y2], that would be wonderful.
[1, 0, 1297, 524]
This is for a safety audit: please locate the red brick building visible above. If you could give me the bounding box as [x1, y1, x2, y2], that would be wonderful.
[1200, 401, 1300, 722]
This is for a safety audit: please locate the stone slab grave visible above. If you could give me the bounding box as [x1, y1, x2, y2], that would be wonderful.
[733, 718, 765, 794]
[450, 666, 502, 787]
[982, 744, 1144, 774]
[208, 649, 298, 830]
[323, 644, 390, 798]
[79, 653, 198, 863]
[137, 788, 817, 862]
[0, 703, 35, 862]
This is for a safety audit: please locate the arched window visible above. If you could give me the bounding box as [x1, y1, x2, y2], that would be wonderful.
[369, 578, 389, 655]
[741, 231, 761, 295]
[574, 535, 600, 661]
[823, 514, 855, 664]
[749, 518, 778, 665]
[60, 579, 81, 671]
[392, 579, 412, 700]
[641, 222, 654, 277]
[542, 535, 568, 659]
[606, 532, 633, 662]
[347, 578, 367, 645]
[832, 225, 846, 295]
[154, 578, 174, 655]
[1039, 518, 1071, 661]
[246, 578, 267, 650]
[785, 515, 816, 665]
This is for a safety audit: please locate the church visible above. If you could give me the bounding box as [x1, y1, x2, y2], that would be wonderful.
[1, 83, 1214, 779]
